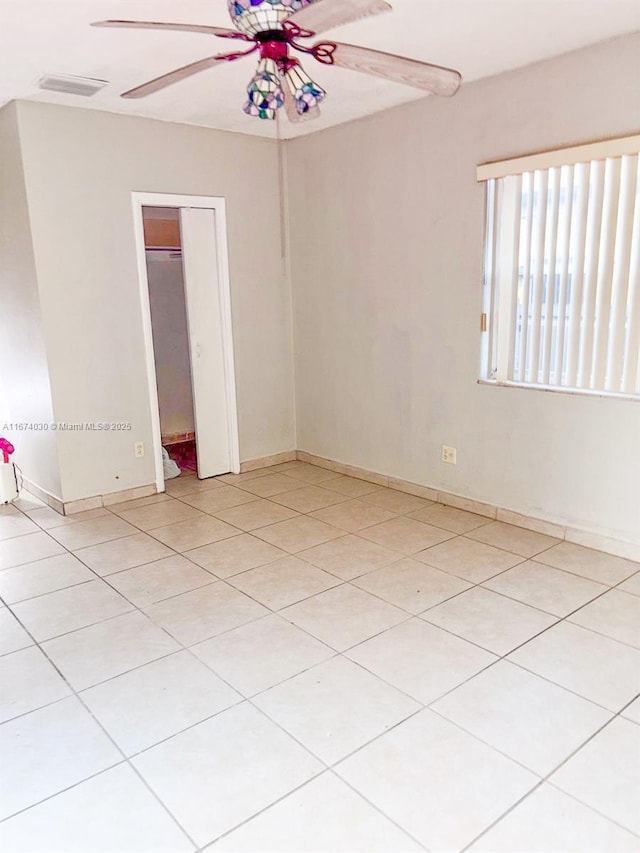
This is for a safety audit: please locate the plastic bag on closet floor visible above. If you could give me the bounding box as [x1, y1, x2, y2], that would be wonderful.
[162, 447, 181, 480]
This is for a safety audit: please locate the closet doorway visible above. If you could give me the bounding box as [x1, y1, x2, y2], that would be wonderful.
[132, 193, 240, 492]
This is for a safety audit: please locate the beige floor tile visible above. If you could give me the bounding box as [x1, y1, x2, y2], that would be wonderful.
[415, 537, 524, 583]
[144, 583, 268, 646]
[0, 553, 94, 603]
[205, 772, 423, 852]
[353, 557, 471, 614]
[234, 474, 306, 498]
[192, 614, 334, 697]
[408, 503, 492, 534]
[254, 656, 421, 764]
[184, 534, 286, 579]
[618, 571, 640, 596]
[282, 585, 407, 652]
[569, 589, 640, 648]
[432, 661, 611, 775]
[0, 513, 41, 539]
[321, 476, 382, 498]
[81, 651, 241, 755]
[108, 492, 172, 513]
[1, 531, 66, 570]
[347, 618, 496, 704]
[228, 556, 341, 610]
[73, 533, 174, 576]
[4, 466, 637, 851]
[26, 506, 109, 530]
[117, 501, 204, 531]
[336, 709, 536, 852]
[0, 696, 122, 820]
[309, 500, 398, 533]
[215, 469, 273, 485]
[534, 541, 640, 585]
[359, 517, 455, 555]
[47, 516, 138, 550]
[213, 500, 300, 532]
[484, 561, 608, 617]
[360, 488, 433, 514]
[277, 464, 343, 485]
[164, 475, 221, 497]
[0, 764, 195, 853]
[550, 717, 640, 835]
[106, 555, 216, 607]
[0, 504, 22, 516]
[42, 611, 181, 690]
[0, 608, 34, 655]
[11, 493, 46, 512]
[298, 535, 400, 580]
[178, 486, 259, 513]
[253, 516, 343, 553]
[423, 587, 557, 655]
[11, 580, 134, 641]
[132, 703, 322, 847]
[270, 486, 348, 513]
[468, 783, 640, 852]
[150, 516, 239, 551]
[0, 645, 72, 723]
[508, 621, 640, 711]
[265, 461, 316, 474]
[466, 521, 561, 558]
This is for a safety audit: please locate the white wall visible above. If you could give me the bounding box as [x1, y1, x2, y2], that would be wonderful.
[0, 103, 62, 498]
[287, 33, 640, 545]
[145, 253, 195, 438]
[14, 102, 295, 502]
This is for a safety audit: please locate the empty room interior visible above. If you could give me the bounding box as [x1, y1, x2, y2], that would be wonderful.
[1, 0, 639, 851]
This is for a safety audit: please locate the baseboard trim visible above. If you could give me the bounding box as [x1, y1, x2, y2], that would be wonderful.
[21, 477, 158, 516]
[240, 450, 297, 473]
[20, 477, 65, 515]
[296, 450, 640, 562]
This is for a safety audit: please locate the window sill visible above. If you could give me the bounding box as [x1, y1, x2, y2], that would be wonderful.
[477, 379, 639, 403]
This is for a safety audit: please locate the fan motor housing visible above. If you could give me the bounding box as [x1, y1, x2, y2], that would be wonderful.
[255, 29, 291, 62]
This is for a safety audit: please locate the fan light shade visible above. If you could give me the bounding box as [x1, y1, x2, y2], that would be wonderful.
[244, 57, 285, 119]
[283, 61, 325, 114]
[229, 0, 314, 37]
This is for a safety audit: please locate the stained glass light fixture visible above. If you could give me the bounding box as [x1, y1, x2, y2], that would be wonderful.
[92, 0, 463, 124]
[244, 57, 286, 119]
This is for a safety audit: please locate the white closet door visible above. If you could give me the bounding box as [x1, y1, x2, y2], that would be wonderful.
[179, 207, 231, 478]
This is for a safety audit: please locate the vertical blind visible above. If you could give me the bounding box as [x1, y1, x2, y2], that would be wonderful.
[479, 137, 640, 398]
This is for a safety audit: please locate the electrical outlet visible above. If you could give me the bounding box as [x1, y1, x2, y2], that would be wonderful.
[134, 441, 145, 458]
[441, 445, 457, 465]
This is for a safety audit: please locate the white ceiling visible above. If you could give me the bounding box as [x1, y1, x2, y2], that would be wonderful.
[2, 0, 639, 140]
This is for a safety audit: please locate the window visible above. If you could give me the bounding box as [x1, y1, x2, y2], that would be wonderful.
[478, 135, 640, 399]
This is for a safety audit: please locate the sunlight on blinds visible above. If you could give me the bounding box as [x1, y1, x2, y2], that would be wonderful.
[481, 146, 640, 398]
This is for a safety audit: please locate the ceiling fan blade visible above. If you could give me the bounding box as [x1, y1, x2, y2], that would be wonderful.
[290, 0, 391, 35]
[283, 88, 321, 123]
[121, 55, 230, 98]
[330, 42, 462, 96]
[92, 20, 238, 38]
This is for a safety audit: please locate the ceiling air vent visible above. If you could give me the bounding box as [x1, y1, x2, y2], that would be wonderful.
[37, 74, 108, 97]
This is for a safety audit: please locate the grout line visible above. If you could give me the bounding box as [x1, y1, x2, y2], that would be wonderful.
[0, 759, 130, 825]
[325, 768, 432, 852]
[0, 576, 97, 607]
[460, 706, 640, 850]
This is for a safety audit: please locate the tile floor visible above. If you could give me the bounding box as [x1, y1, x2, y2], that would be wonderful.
[1, 461, 639, 852]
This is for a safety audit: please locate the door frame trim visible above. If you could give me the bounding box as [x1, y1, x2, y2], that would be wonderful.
[132, 192, 240, 492]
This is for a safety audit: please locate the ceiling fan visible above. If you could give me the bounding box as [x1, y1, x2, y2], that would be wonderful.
[92, 0, 462, 123]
